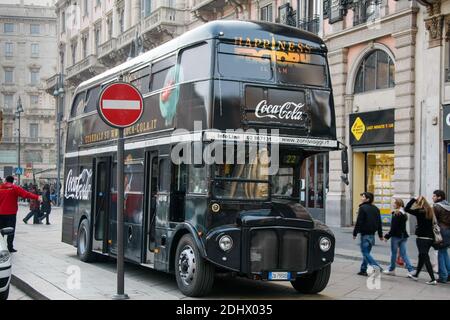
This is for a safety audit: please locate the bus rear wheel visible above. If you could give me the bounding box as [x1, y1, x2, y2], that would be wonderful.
[290, 264, 331, 294]
[175, 234, 214, 297]
[77, 219, 96, 262]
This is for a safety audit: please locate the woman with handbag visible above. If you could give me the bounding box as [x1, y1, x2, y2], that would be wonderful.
[383, 198, 415, 275]
[404, 196, 437, 285]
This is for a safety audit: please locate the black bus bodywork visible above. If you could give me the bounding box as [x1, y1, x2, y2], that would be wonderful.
[63, 20, 339, 297]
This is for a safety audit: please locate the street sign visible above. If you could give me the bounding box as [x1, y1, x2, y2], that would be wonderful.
[98, 82, 144, 129]
[98, 82, 145, 300]
[14, 167, 24, 175]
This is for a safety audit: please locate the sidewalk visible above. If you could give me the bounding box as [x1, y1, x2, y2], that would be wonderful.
[9, 206, 448, 300]
[12, 205, 183, 300]
[331, 227, 420, 267]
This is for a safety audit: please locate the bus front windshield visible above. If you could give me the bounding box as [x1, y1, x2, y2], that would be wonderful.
[217, 42, 328, 87]
[213, 148, 300, 201]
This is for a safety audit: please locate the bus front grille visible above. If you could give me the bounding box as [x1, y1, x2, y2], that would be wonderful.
[249, 228, 308, 273]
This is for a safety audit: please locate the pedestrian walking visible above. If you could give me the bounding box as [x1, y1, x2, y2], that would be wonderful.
[383, 198, 415, 275]
[431, 190, 450, 283]
[353, 192, 384, 276]
[0, 176, 42, 252]
[22, 185, 41, 224]
[38, 184, 52, 225]
[404, 196, 437, 285]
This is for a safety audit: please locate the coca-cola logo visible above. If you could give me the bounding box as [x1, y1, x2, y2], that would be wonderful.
[254, 100, 307, 121]
[64, 169, 93, 201]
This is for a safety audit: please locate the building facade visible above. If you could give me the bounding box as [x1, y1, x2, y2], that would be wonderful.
[415, 0, 450, 210]
[46, 0, 326, 211]
[322, 0, 450, 228]
[0, 2, 57, 184]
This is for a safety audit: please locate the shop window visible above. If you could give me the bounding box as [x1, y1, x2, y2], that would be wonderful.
[353, 151, 394, 225]
[354, 50, 395, 93]
[366, 152, 394, 224]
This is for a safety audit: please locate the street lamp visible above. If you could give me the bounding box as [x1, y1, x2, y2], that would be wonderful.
[53, 74, 64, 206]
[16, 97, 24, 185]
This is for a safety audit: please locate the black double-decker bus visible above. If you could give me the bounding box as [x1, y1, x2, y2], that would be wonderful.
[62, 20, 346, 297]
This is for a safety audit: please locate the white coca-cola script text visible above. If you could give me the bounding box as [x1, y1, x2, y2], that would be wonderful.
[254, 100, 306, 121]
[64, 169, 93, 200]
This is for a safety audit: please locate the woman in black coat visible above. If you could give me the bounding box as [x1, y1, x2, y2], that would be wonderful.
[404, 196, 436, 284]
[39, 184, 52, 225]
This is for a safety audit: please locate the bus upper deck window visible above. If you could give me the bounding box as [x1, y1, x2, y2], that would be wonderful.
[180, 43, 211, 82]
[150, 55, 177, 92]
[276, 53, 327, 87]
[84, 86, 101, 113]
[217, 43, 272, 81]
[70, 92, 85, 118]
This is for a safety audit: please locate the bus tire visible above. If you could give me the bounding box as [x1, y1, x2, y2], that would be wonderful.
[77, 219, 96, 262]
[0, 286, 9, 300]
[175, 234, 214, 297]
[290, 264, 331, 294]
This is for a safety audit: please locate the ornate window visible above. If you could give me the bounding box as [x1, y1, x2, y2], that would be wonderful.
[353, 0, 381, 26]
[354, 50, 395, 93]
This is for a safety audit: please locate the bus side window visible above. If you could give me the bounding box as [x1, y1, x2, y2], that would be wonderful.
[130, 66, 150, 95]
[158, 158, 170, 192]
[70, 91, 85, 118]
[84, 86, 101, 113]
[171, 163, 187, 222]
[150, 55, 176, 92]
[179, 43, 210, 82]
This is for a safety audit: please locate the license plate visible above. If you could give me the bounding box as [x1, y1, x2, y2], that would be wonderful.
[268, 272, 291, 280]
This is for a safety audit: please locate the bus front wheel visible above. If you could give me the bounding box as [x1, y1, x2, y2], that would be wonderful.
[77, 219, 95, 262]
[175, 234, 214, 297]
[290, 264, 331, 294]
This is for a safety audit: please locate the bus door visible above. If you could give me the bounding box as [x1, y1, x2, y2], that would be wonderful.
[144, 150, 159, 264]
[92, 157, 111, 253]
[123, 157, 145, 263]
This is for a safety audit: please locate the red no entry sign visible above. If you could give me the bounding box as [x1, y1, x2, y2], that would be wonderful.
[98, 82, 144, 128]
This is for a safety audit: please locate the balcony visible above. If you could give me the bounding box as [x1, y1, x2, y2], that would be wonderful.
[298, 15, 320, 35]
[1, 137, 55, 144]
[191, 0, 226, 12]
[141, 7, 185, 48]
[25, 108, 55, 118]
[44, 73, 61, 95]
[97, 38, 117, 66]
[1, 108, 16, 118]
[66, 55, 106, 86]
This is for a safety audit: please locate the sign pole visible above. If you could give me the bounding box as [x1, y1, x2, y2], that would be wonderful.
[113, 128, 129, 300]
[97, 82, 144, 300]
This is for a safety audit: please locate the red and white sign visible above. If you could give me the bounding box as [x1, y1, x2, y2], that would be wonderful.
[98, 82, 144, 128]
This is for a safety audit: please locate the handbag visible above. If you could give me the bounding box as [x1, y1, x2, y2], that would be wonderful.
[432, 213, 443, 244]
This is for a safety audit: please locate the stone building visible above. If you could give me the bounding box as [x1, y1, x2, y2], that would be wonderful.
[0, 1, 57, 184]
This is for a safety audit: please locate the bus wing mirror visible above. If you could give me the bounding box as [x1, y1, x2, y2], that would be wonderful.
[341, 148, 349, 174]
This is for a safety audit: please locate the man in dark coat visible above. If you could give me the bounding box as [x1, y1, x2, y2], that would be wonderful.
[353, 192, 384, 276]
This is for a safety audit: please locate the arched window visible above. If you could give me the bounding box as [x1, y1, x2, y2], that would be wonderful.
[354, 50, 395, 93]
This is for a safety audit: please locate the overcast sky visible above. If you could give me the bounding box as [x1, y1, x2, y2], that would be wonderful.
[1, 0, 56, 6]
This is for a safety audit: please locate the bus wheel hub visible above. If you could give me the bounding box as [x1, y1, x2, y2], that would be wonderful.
[179, 246, 196, 286]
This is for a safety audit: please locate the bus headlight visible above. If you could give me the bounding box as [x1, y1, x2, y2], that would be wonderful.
[0, 250, 10, 264]
[319, 237, 331, 252]
[219, 235, 233, 252]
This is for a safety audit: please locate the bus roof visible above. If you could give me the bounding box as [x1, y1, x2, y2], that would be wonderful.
[78, 20, 327, 91]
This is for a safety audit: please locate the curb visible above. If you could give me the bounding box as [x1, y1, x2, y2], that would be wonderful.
[11, 274, 49, 300]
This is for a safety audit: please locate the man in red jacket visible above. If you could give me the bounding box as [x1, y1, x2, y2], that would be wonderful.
[0, 176, 42, 252]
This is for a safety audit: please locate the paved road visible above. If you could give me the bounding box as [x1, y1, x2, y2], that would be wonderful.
[9, 205, 450, 300]
[8, 285, 33, 300]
